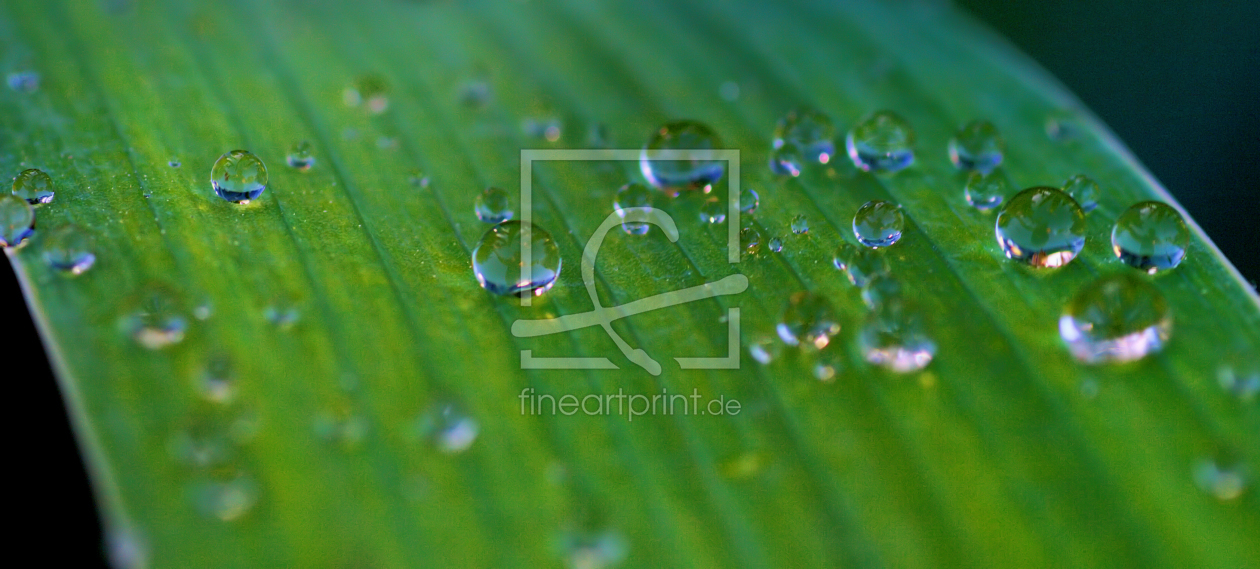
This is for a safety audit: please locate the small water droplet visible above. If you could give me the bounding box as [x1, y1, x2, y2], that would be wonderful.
[699, 197, 726, 224]
[833, 242, 889, 287]
[408, 169, 430, 188]
[190, 475, 259, 521]
[42, 224, 96, 275]
[559, 529, 629, 569]
[964, 168, 1011, 211]
[738, 188, 759, 215]
[345, 74, 389, 114]
[263, 304, 301, 330]
[640, 120, 724, 194]
[193, 302, 213, 321]
[1111, 201, 1189, 274]
[105, 526, 150, 569]
[790, 214, 808, 234]
[1062, 174, 1100, 213]
[719, 80, 740, 101]
[286, 140, 315, 171]
[852, 200, 904, 248]
[210, 150, 268, 204]
[768, 142, 804, 177]
[613, 183, 653, 235]
[774, 107, 836, 166]
[475, 186, 514, 223]
[523, 117, 563, 142]
[859, 299, 936, 372]
[777, 291, 841, 350]
[168, 158, 181, 168]
[1059, 273, 1171, 364]
[1218, 357, 1260, 402]
[459, 78, 492, 107]
[313, 408, 369, 449]
[1045, 115, 1080, 141]
[6, 71, 40, 92]
[747, 335, 782, 364]
[739, 224, 763, 255]
[813, 344, 845, 382]
[197, 355, 237, 404]
[846, 110, 915, 173]
[472, 221, 562, 297]
[11, 168, 55, 204]
[995, 187, 1086, 268]
[415, 402, 479, 453]
[860, 275, 902, 309]
[1194, 458, 1249, 501]
[0, 195, 34, 248]
[767, 236, 783, 252]
[948, 120, 1005, 173]
[120, 286, 187, 349]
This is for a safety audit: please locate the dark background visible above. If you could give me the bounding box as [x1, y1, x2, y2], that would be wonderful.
[6, 1, 1257, 565]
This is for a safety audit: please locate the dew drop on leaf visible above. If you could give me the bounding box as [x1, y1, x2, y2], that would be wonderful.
[286, 140, 315, 171]
[1111, 201, 1189, 274]
[42, 224, 96, 275]
[852, 200, 904, 248]
[777, 291, 841, 350]
[12, 168, 55, 204]
[1061, 174, 1100, 213]
[640, 120, 724, 194]
[474, 186, 514, 223]
[0, 195, 35, 248]
[995, 187, 1086, 268]
[210, 150, 268, 204]
[948, 119, 1004, 173]
[472, 221, 562, 297]
[846, 110, 915, 173]
[1059, 273, 1171, 364]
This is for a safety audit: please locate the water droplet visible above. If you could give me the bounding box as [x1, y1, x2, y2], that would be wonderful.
[777, 291, 841, 350]
[738, 189, 759, 215]
[700, 197, 726, 224]
[415, 402, 479, 453]
[747, 335, 782, 364]
[813, 344, 845, 382]
[1059, 273, 1171, 364]
[859, 299, 936, 372]
[408, 169, 430, 188]
[790, 214, 808, 234]
[168, 414, 236, 468]
[345, 74, 389, 114]
[853, 200, 904, 248]
[6, 71, 40, 92]
[559, 529, 629, 569]
[1218, 357, 1259, 401]
[768, 142, 804, 177]
[833, 242, 889, 287]
[613, 183, 653, 235]
[948, 120, 1005, 172]
[168, 158, 181, 168]
[474, 186, 514, 223]
[120, 286, 187, 349]
[263, 304, 301, 330]
[210, 150, 268, 204]
[739, 224, 763, 255]
[1061, 174, 1100, 213]
[964, 168, 1011, 211]
[774, 107, 836, 166]
[286, 140, 315, 171]
[1194, 458, 1249, 501]
[459, 78, 492, 107]
[860, 275, 902, 309]
[473, 221, 562, 297]
[719, 80, 740, 101]
[845, 110, 915, 173]
[41, 224, 96, 275]
[995, 187, 1086, 268]
[11, 168, 55, 204]
[523, 117, 563, 142]
[313, 409, 370, 448]
[197, 355, 237, 404]
[190, 475, 259, 521]
[640, 120, 724, 193]
[767, 236, 783, 252]
[0, 195, 35, 248]
[1111, 201, 1189, 274]
[105, 526, 150, 569]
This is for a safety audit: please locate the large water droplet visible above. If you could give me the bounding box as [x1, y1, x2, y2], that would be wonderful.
[210, 150, 268, 204]
[845, 111, 915, 173]
[473, 221, 562, 297]
[700, 198, 726, 224]
[774, 107, 836, 166]
[474, 186, 514, 223]
[42, 224, 96, 275]
[1062, 174, 1100, 213]
[790, 214, 809, 234]
[190, 475, 259, 521]
[345, 74, 389, 114]
[739, 188, 759, 215]
[415, 402, 479, 453]
[948, 120, 1004, 173]
[640, 120, 724, 193]
[1111, 201, 1189, 274]
[11, 168, 55, 204]
[286, 140, 315, 171]
[739, 224, 763, 256]
[0, 195, 35, 248]
[767, 236, 783, 253]
[777, 291, 841, 350]
[6, 71, 40, 92]
[1194, 458, 1249, 501]
[559, 529, 629, 569]
[1059, 273, 1171, 364]
[853, 200, 904, 248]
[859, 299, 936, 372]
[120, 286, 188, 349]
[964, 168, 1011, 211]
[995, 187, 1086, 268]
[833, 242, 890, 287]
[613, 183, 654, 235]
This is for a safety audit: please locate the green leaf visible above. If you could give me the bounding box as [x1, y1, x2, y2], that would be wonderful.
[4, 0, 1258, 567]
